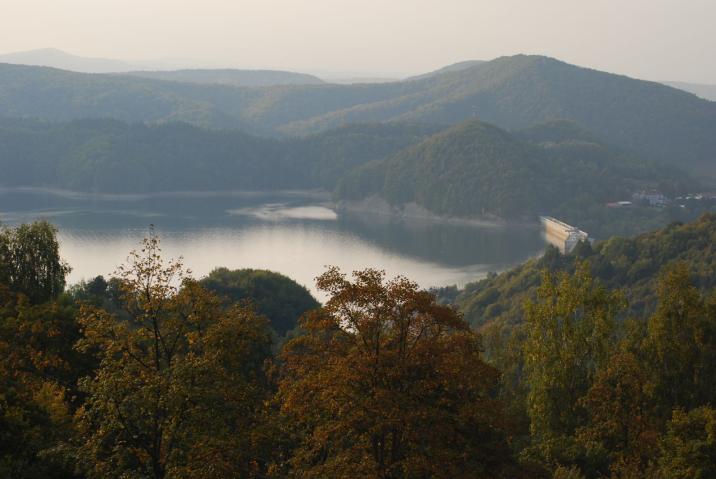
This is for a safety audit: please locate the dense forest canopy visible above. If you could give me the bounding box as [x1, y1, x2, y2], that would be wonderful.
[3, 215, 716, 477]
[1, 54, 715, 241]
[2, 54, 716, 173]
[0, 118, 438, 192]
[440, 213, 716, 357]
[336, 120, 694, 226]
[0, 115, 708, 238]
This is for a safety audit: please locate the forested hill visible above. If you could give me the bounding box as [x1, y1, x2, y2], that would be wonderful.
[0, 116, 696, 236]
[335, 120, 689, 220]
[0, 118, 438, 192]
[123, 69, 325, 87]
[404, 59, 484, 81]
[1, 55, 716, 172]
[446, 213, 716, 334]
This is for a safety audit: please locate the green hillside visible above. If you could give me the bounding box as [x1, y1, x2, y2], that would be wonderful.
[336, 120, 691, 223]
[0, 118, 437, 192]
[274, 56, 716, 172]
[0, 63, 250, 129]
[445, 213, 716, 334]
[1, 116, 703, 238]
[2, 55, 716, 172]
[288, 122, 441, 188]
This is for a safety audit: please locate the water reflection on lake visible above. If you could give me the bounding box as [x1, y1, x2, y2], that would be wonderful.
[0, 188, 547, 298]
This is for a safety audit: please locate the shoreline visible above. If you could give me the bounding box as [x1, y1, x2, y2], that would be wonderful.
[0, 186, 332, 202]
[0, 186, 542, 230]
[335, 196, 540, 229]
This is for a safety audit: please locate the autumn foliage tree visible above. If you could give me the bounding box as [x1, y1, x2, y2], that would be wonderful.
[655, 406, 716, 479]
[74, 231, 273, 479]
[0, 286, 81, 479]
[278, 267, 514, 479]
[576, 351, 658, 477]
[0, 222, 80, 478]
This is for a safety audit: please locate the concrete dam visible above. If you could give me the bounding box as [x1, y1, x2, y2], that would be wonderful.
[540, 216, 589, 254]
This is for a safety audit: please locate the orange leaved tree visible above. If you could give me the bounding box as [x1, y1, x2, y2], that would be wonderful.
[278, 267, 514, 479]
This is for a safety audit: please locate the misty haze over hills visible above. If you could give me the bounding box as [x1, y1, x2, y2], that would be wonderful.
[123, 69, 324, 87]
[0, 47, 138, 73]
[405, 60, 485, 81]
[4, 1, 716, 476]
[0, 48, 328, 87]
[1, 53, 715, 175]
[1, 48, 715, 237]
[0, 50, 713, 238]
[3, 47, 715, 95]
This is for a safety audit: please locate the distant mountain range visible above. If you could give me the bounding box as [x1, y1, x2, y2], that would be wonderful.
[0, 54, 714, 175]
[0, 48, 137, 73]
[122, 69, 324, 87]
[0, 48, 324, 86]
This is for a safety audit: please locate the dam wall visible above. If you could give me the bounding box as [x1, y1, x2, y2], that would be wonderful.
[540, 216, 589, 253]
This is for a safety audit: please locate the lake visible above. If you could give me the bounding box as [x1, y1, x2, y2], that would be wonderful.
[0, 188, 547, 298]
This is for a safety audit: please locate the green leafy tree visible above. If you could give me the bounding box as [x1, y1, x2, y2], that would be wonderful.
[523, 263, 624, 466]
[646, 262, 715, 415]
[200, 267, 319, 337]
[0, 222, 81, 478]
[576, 351, 658, 477]
[0, 221, 70, 303]
[655, 407, 716, 479]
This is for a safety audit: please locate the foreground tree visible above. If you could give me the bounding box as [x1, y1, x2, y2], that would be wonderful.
[646, 262, 716, 416]
[75, 231, 273, 479]
[576, 351, 658, 477]
[522, 263, 624, 469]
[0, 221, 70, 303]
[0, 222, 81, 478]
[278, 267, 514, 478]
[655, 406, 716, 479]
[0, 287, 82, 479]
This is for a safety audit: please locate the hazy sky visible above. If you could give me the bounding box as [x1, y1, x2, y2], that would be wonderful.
[2, 0, 715, 82]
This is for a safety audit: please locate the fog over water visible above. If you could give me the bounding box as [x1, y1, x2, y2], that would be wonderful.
[0, 188, 546, 299]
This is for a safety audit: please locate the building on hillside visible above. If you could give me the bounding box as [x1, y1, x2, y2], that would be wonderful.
[540, 216, 590, 254]
[632, 191, 669, 207]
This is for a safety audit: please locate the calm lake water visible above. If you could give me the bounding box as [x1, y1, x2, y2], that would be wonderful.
[0, 188, 547, 298]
